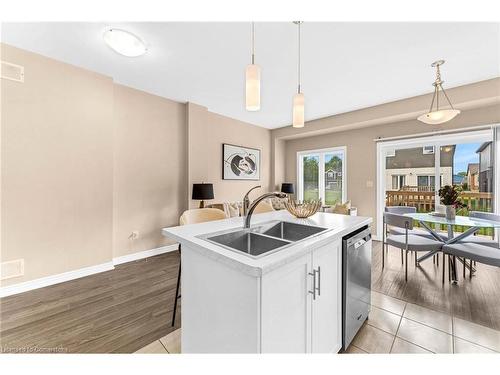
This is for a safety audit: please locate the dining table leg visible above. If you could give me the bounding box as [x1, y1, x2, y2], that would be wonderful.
[442, 253, 445, 284]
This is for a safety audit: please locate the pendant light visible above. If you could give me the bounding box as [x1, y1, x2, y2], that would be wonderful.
[292, 21, 305, 128]
[417, 60, 461, 125]
[245, 22, 261, 111]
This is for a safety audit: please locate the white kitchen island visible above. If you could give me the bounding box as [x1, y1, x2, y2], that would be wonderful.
[162, 210, 372, 353]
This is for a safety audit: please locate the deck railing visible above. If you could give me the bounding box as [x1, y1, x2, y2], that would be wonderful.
[385, 190, 493, 212]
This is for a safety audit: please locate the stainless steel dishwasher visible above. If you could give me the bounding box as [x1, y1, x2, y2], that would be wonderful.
[342, 226, 372, 350]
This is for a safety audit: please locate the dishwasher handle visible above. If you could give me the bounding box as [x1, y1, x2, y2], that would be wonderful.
[347, 231, 371, 249]
[354, 237, 370, 249]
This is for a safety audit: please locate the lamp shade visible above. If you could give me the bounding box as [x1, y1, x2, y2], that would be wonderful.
[292, 92, 305, 128]
[281, 183, 295, 194]
[417, 109, 461, 125]
[246, 64, 261, 111]
[192, 183, 214, 200]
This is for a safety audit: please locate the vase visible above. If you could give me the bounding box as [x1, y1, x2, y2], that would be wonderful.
[445, 205, 456, 220]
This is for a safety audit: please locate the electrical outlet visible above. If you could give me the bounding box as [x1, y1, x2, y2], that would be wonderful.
[1, 259, 25, 280]
[129, 231, 139, 240]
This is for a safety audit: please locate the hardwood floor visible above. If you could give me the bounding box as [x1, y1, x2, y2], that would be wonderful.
[372, 241, 500, 331]
[0, 251, 181, 353]
[1, 241, 499, 353]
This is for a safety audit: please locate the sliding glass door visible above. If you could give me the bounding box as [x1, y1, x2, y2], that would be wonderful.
[297, 147, 346, 205]
[377, 129, 494, 238]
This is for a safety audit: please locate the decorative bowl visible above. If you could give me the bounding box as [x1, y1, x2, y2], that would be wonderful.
[285, 199, 321, 218]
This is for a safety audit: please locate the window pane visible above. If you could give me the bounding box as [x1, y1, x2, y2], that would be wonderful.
[399, 175, 405, 189]
[392, 175, 398, 190]
[324, 152, 343, 205]
[417, 176, 428, 188]
[385, 146, 435, 212]
[303, 155, 319, 202]
[442, 142, 494, 236]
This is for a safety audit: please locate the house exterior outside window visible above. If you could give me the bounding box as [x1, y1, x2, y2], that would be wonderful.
[385, 146, 454, 192]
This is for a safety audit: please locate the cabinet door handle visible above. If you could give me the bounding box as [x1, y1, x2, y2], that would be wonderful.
[316, 266, 321, 296]
[308, 270, 316, 300]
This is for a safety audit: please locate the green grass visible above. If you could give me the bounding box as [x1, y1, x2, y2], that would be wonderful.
[303, 190, 342, 205]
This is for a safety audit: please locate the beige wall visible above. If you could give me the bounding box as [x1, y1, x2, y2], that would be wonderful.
[1, 44, 273, 286]
[187, 103, 271, 208]
[1, 44, 114, 286]
[113, 84, 187, 258]
[283, 103, 500, 235]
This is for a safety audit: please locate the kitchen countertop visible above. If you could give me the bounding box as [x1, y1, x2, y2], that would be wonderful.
[162, 210, 372, 277]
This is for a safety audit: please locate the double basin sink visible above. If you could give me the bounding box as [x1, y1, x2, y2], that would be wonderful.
[199, 220, 329, 258]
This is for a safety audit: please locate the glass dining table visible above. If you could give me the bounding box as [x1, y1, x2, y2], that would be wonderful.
[403, 212, 500, 281]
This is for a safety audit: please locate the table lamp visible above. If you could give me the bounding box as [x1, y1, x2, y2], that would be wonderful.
[192, 183, 214, 208]
[281, 183, 295, 195]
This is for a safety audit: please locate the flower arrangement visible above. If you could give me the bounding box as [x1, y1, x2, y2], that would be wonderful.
[438, 185, 464, 219]
[438, 185, 464, 207]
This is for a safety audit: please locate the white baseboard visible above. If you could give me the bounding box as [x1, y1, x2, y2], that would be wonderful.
[112, 244, 179, 266]
[0, 244, 179, 298]
[0, 261, 114, 298]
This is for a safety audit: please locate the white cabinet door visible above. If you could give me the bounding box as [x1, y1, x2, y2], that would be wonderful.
[261, 253, 313, 353]
[311, 240, 342, 353]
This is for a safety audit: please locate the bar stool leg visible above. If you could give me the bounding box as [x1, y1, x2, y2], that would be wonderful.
[463, 257, 466, 279]
[437, 253, 439, 267]
[401, 249, 403, 265]
[171, 245, 181, 327]
[469, 259, 473, 279]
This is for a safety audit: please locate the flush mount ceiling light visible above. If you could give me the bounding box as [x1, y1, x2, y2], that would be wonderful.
[292, 21, 304, 128]
[245, 22, 261, 111]
[103, 28, 147, 57]
[417, 60, 460, 125]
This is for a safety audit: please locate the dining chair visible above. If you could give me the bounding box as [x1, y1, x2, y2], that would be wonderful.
[384, 206, 447, 240]
[172, 208, 228, 326]
[442, 242, 500, 279]
[439, 211, 500, 281]
[384, 212, 444, 282]
[464, 211, 500, 248]
[251, 200, 275, 214]
[384, 206, 444, 266]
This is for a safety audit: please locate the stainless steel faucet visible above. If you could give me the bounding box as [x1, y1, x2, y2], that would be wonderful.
[244, 192, 287, 229]
[242, 185, 261, 216]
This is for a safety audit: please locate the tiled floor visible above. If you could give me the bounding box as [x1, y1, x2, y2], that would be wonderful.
[347, 291, 500, 354]
[135, 291, 500, 354]
[135, 328, 181, 354]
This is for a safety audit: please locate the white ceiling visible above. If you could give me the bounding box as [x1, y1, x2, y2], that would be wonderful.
[2, 22, 499, 129]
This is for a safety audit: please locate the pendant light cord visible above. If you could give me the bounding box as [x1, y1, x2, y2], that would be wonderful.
[251, 22, 255, 65]
[297, 22, 301, 93]
[429, 62, 455, 112]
